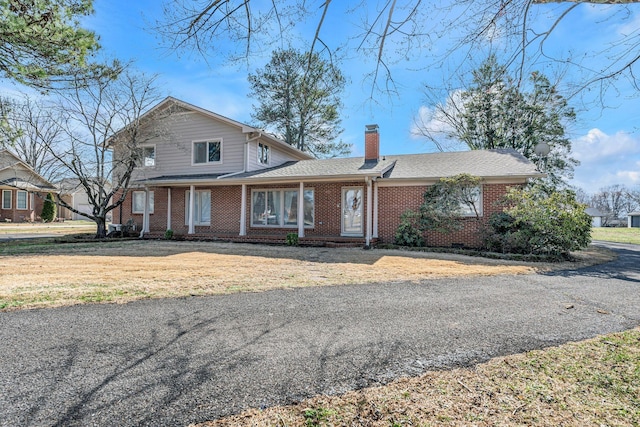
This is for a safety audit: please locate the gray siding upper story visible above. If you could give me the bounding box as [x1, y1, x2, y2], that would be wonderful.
[129, 108, 309, 183]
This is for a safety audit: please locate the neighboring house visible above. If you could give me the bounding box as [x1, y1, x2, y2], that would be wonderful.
[114, 97, 543, 247]
[56, 178, 112, 221]
[628, 212, 640, 228]
[585, 207, 604, 228]
[0, 150, 58, 222]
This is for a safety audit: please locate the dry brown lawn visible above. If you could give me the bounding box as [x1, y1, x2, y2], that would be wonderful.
[0, 239, 613, 311]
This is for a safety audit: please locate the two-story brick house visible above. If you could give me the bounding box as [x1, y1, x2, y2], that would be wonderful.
[115, 97, 543, 247]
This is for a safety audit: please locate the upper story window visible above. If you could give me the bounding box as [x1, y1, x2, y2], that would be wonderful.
[16, 190, 27, 210]
[193, 140, 222, 164]
[141, 145, 155, 167]
[258, 142, 270, 165]
[2, 190, 11, 209]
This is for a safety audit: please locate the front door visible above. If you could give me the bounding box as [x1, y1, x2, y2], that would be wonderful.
[341, 187, 363, 235]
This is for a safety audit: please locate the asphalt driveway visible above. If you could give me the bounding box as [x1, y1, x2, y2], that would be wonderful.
[1, 242, 639, 427]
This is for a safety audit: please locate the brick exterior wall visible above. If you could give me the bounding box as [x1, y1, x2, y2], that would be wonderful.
[118, 182, 514, 248]
[0, 189, 48, 222]
[364, 127, 380, 162]
[377, 183, 512, 247]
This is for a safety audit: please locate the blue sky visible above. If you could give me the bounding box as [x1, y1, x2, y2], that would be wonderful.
[44, 1, 640, 194]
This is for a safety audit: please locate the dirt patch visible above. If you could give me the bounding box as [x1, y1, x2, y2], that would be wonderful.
[0, 240, 615, 311]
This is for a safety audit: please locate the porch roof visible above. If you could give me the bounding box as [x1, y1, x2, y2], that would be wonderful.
[133, 148, 542, 186]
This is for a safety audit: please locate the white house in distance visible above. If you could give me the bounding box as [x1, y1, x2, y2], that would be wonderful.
[56, 178, 112, 221]
[585, 207, 604, 228]
[628, 212, 640, 228]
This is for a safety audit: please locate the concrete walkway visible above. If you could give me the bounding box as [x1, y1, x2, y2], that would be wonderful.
[0, 242, 638, 427]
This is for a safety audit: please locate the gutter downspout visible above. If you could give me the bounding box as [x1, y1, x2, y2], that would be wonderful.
[217, 130, 262, 180]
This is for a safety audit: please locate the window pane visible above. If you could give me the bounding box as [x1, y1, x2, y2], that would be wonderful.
[267, 191, 281, 225]
[304, 189, 314, 226]
[194, 142, 207, 163]
[132, 192, 144, 213]
[17, 191, 27, 209]
[258, 143, 269, 164]
[2, 190, 10, 209]
[252, 191, 266, 226]
[143, 147, 155, 167]
[283, 191, 297, 225]
[199, 191, 211, 223]
[208, 141, 220, 162]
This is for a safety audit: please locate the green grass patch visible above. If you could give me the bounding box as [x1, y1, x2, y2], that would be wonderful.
[592, 227, 640, 245]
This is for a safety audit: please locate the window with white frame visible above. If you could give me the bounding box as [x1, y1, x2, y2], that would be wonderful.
[141, 145, 155, 167]
[258, 142, 270, 165]
[193, 140, 221, 164]
[132, 191, 154, 214]
[251, 188, 314, 228]
[2, 190, 11, 209]
[458, 186, 482, 217]
[16, 190, 27, 210]
[184, 190, 211, 226]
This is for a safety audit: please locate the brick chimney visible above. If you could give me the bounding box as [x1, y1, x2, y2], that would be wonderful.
[364, 124, 379, 163]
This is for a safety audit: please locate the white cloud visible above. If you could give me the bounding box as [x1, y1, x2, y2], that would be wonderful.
[410, 90, 468, 152]
[571, 128, 640, 193]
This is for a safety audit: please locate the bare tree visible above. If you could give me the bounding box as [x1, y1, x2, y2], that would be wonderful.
[46, 69, 168, 238]
[0, 96, 64, 181]
[155, 1, 640, 100]
[590, 184, 634, 225]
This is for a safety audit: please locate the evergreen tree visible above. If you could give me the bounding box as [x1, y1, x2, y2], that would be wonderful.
[41, 192, 56, 222]
[248, 48, 349, 158]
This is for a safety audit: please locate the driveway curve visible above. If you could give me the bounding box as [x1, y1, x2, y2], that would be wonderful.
[1, 242, 639, 427]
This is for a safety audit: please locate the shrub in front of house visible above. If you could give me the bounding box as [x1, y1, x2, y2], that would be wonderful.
[41, 193, 56, 222]
[483, 187, 591, 259]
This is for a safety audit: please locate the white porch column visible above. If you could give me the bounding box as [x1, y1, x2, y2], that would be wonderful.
[373, 180, 379, 238]
[166, 188, 172, 230]
[365, 178, 372, 246]
[240, 184, 247, 236]
[143, 187, 150, 233]
[297, 181, 305, 238]
[188, 184, 195, 234]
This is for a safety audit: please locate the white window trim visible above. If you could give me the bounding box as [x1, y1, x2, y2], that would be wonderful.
[459, 185, 483, 217]
[257, 142, 270, 165]
[184, 189, 211, 226]
[139, 144, 156, 169]
[16, 190, 28, 210]
[251, 188, 314, 229]
[191, 139, 223, 166]
[2, 189, 11, 209]
[132, 191, 154, 214]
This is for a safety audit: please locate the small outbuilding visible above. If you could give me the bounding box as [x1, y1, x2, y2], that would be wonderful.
[585, 207, 604, 228]
[628, 212, 640, 228]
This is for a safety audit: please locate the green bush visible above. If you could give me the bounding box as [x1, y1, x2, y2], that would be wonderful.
[164, 229, 174, 240]
[394, 210, 424, 247]
[41, 192, 56, 222]
[483, 187, 591, 258]
[286, 232, 299, 246]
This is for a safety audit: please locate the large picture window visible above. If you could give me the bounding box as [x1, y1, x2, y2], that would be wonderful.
[16, 190, 27, 210]
[193, 140, 221, 164]
[251, 188, 314, 228]
[2, 190, 11, 209]
[132, 191, 154, 214]
[185, 190, 211, 226]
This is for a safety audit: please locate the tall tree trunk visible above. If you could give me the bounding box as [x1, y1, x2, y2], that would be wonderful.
[95, 217, 107, 239]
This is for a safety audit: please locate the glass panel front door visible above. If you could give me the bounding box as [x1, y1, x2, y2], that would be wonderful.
[342, 187, 363, 235]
